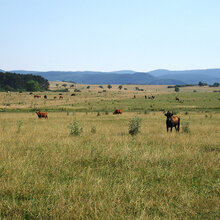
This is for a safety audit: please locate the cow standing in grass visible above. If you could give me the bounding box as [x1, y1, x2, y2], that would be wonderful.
[36, 111, 48, 119]
[113, 109, 122, 114]
[164, 111, 180, 132]
[34, 95, 41, 98]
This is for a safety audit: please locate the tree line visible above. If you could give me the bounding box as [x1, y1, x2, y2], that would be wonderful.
[0, 71, 49, 92]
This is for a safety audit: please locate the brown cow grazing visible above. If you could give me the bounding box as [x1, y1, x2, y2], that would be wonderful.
[59, 95, 63, 99]
[113, 109, 122, 114]
[36, 111, 48, 119]
[34, 95, 41, 98]
[164, 111, 180, 132]
[176, 97, 180, 101]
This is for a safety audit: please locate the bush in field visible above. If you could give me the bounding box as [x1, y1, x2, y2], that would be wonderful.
[17, 120, 23, 133]
[174, 86, 180, 92]
[97, 111, 101, 116]
[91, 126, 96, 134]
[182, 121, 190, 133]
[129, 117, 142, 136]
[68, 120, 83, 136]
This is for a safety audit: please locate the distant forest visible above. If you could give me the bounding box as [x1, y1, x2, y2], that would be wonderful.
[0, 71, 49, 92]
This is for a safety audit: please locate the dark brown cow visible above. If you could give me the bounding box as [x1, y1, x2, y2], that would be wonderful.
[36, 111, 48, 119]
[134, 95, 136, 99]
[59, 95, 63, 99]
[34, 95, 41, 98]
[149, 95, 155, 99]
[164, 111, 180, 132]
[113, 109, 122, 114]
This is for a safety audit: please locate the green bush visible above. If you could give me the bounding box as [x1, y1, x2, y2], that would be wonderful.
[129, 117, 142, 136]
[91, 126, 96, 134]
[182, 122, 190, 133]
[68, 120, 83, 136]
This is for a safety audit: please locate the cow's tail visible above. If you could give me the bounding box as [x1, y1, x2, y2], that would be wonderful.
[178, 117, 180, 132]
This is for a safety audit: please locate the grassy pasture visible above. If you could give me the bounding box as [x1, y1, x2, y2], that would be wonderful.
[0, 84, 220, 219]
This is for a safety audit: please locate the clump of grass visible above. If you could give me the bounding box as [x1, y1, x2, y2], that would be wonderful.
[68, 120, 83, 136]
[97, 111, 101, 116]
[66, 111, 69, 116]
[182, 121, 190, 133]
[185, 111, 189, 115]
[17, 120, 23, 133]
[104, 110, 109, 115]
[129, 117, 142, 136]
[91, 126, 96, 134]
[144, 110, 149, 114]
[172, 109, 179, 115]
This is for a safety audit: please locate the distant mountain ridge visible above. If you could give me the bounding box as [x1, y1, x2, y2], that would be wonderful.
[2, 68, 220, 85]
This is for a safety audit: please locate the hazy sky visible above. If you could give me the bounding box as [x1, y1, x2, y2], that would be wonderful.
[1, 0, 220, 72]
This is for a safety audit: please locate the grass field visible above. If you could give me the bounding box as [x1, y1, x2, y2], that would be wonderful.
[0, 84, 220, 219]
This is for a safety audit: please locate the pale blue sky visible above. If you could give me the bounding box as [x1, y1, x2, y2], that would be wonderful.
[1, 0, 220, 72]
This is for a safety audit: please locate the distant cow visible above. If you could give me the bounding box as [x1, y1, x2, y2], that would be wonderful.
[164, 111, 180, 132]
[44, 95, 47, 99]
[36, 111, 48, 119]
[54, 96, 57, 99]
[149, 95, 155, 99]
[71, 93, 76, 96]
[59, 95, 63, 99]
[113, 109, 122, 114]
[34, 95, 41, 98]
[59, 93, 62, 95]
[133, 95, 136, 99]
[176, 97, 180, 101]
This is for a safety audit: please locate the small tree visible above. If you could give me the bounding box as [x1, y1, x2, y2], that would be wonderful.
[174, 86, 180, 92]
[87, 86, 90, 89]
[62, 84, 67, 88]
[107, 85, 112, 89]
[118, 85, 123, 90]
[26, 80, 40, 91]
[99, 85, 103, 89]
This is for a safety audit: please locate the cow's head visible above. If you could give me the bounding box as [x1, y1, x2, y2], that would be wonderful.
[165, 111, 173, 122]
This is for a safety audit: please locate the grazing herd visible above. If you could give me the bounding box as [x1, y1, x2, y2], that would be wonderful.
[32, 93, 181, 132]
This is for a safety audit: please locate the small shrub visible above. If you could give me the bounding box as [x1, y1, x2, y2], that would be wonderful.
[172, 109, 179, 115]
[185, 111, 189, 115]
[193, 90, 197, 92]
[68, 120, 83, 136]
[66, 111, 69, 116]
[182, 122, 190, 133]
[144, 110, 149, 114]
[97, 111, 101, 116]
[91, 126, 96, 134]
[17, 120, 23, 133]
[104, 110, 109, 115]
[129, 117, 142, 136]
